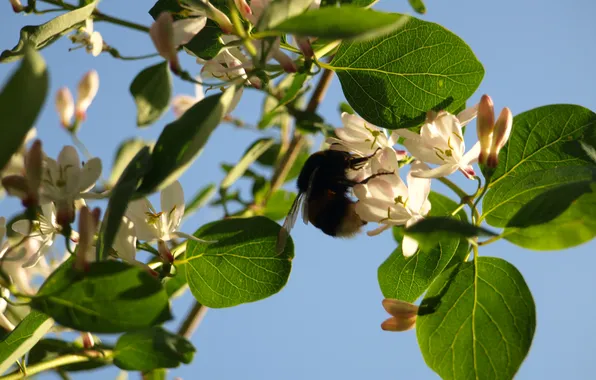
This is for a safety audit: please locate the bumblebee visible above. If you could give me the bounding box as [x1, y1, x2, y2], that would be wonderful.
[277, 148, 388, 252]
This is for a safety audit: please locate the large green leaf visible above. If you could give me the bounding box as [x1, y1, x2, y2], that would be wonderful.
[184, 217, 294, 308]
[137, 86, 238, 194]
[482, 105, 596, 249]
[96, 147, 151, 260]
[378, 192, 468, 302]
[0, 311, 53, 375]
[0, 46, 47, 173]
[130, 62, 172, 127]
[184, 183, 217, 220]
[0, 1, 97, 62]
[263, 190, 297, 221]
[108, 138, 152, 187]
[31, 261, 172, 333]
[114, 327, 195, 371]
[330, 16, 484, 129]
[256, 0, 314, 32]
[183, 20, 225, 61]
[271, 7, 408, 41]
[417, 257, 536, 380]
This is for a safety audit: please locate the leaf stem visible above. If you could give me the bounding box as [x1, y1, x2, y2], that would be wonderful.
[0, 351, 113, 380]
[437, 177, 467, 199]
[37, 0, 150, 33]
[177, 301, 208, 339]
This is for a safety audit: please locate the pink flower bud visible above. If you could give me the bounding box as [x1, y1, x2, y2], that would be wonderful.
[76, 70, 99, 121]
[75, 206, 99, 271]
[206, 3, 234, 34]
[23, 140, 42, 207]
[56, 200, 75, 230]
[234, 0, 252, 20]
[9, 0, 23, 12]
[272, 49, 297, 73]
[477, 94, 495, 165]
[381, 299, 418, 332]
[56, 87, 74, 128]
[295, 37, 314, 59]
[150, 12, 181, 73]
[487, 107, 513, 168]
[81, 332, 95, 349]
[157, 239, 174, 263]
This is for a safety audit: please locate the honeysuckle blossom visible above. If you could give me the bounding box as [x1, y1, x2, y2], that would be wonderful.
[76, 70, 100, 121]
[354, 160, 431, 258]
[41, 146, 102, 226]
[126, 181, 212, 262]
[326, 112, 406, 181]
[393, 106, 480, 179]
[9, 0, 23, 12]
[171, 79, 205, 118]
[69, 19, 103, 57]
[75, 206, 100, 270]
[1, 139, 43, 208]
[150, 12, 182, 72]
[1, 128, 37, 179]
[56, 87, 75, 128]
[381, 299, 418, 332]
[201, 41, 261, 88]
[476, 95, 513, 168]
[179, 0, 233, 35]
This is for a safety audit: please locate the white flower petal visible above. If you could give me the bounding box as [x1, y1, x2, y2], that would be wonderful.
[89, 32, 103, 56]
[461, 141, 481, 166]
[113, 217, 137, 263]
[171, 95, 197, 118]
[407, 161, 431, 214]
[401, 235, 419, 258]
[78, 158, 102, 193]
[160, 181, 185, 232]
[172, 17, 206, 47]
[126, 199, 160, 241]
[410, 163, 458, 179]
[457, 104, 478, 127]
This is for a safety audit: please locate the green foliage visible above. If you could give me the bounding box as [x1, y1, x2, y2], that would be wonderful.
[405, 216, 496, 251]
[185, 183, 217, 218]
[0, 311, 53, 375]
[27, 339, 110, 372]
[271, 7, 408, 41]
[0, 1, 97, 62]
[137, 86, 238, 194]
[221, 139, 275, 190]
[108, 138, 152, 186]
[417, 257, 536, 379]
[483, 105, 596, 249]
[130, 62, 172, 127]
[185, 217, 294, 307]
[408, 0, 426, 14]
[330, 16, 484, 129]
[184, 20, 225, 61]
[378, 193, 469, 302]
[31, 261, 172, 333]
[320, 0, 375, 6]
[114, 327, 195, 371]
[256, 0, 314, 32]
[165, 263, 188, 297]
[264, 190, 297, 221]
[0, 46, 47, 173]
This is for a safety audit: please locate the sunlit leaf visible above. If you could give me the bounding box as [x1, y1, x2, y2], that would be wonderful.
[130, 61, 172, 127]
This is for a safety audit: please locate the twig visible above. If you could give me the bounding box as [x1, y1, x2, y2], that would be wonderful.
[176, 301, 208, 339]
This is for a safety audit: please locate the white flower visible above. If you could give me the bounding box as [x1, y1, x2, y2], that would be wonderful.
[171, 78, 205, 118]
[393, 107, 479, 179]
[1, 128, 37, 179]
[126, 181, 208, 245]
[40, 146, 102, 224]
[70, 19, 103, 57]
[111, 217, 138, 264]
[354, 160, 431, 258]
[326, 112, 406, 181]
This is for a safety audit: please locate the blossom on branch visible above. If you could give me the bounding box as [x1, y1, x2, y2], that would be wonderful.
[69, 19, 104, 57]
[476, 95, 513, 168]
[76, 70, 100, 122]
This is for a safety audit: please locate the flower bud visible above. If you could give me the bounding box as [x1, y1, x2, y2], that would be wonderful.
[157, 239, 174, 263]
[56, 200, 75, 231]
[272, 49, 297, 73]
[234, 0, 252, 20]
[150, 12, 181, 73]
[56, 87, 74, 128]
[381, 299, 418, 332]
[24, 140, 42, 206]
[487, 107, 513, 168]
[81, 332, 95, 349]
[206, 3, 234, 34]
[9, 0, 23, 12]
[296, 37, 314, 60]
[75, 206, 98, 271]
[76, 70, 99, 121]
[477, 94, 495, 165]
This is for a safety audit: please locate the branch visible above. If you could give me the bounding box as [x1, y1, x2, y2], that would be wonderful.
[177, 301, 208, 339]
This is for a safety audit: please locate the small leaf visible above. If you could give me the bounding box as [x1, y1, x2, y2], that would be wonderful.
[130, 61, 172, 127]
[96, 147, 151, 260]
[164, 264, 188, 298]
[184, 217, 294, 308]
[142, 369, 167, 380]
[378, 192, 468, 302]
[0, 1, 97, 62]
[137, 86, 238, 194]
[114, 327, 195, 371]
[221, 139, 275, 190]
[184, 183, 217, 219]
[184, 20, 225, 61]
[149, 0, 185, 20]
[263, 190, 297, 221]
[108, 138, 152, 187]
[27, 339, 109, 372]
[405, 216, 496, 250]
[0, 46, 48, 173]
[256, 0, 314, 32]
[31, 261, 172, 333]
[408, 0, 426, 14]
[417, 257, 536, 379]
[330, 16, 484, 129]
[271, 7, 408, 41]
[0, 311, 53, 375]
[274, 73, 308, 109]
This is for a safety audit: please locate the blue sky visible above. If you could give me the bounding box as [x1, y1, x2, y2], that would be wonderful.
[1, 0, 596, 379]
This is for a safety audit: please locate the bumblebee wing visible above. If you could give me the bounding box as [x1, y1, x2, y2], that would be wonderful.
[302, 166, 319, 225]
[276, 191, 306, 254]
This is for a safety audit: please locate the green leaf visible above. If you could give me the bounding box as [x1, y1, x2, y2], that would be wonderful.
[320, 0, 375, 6]
[274, 73, 308, 109]
[405, 216, 496, 251]
[0, 1, 97, 62]
[330, 16, 484, 129]
[130, 62, 172, 127]
[0, 46, 47, 173]
[417, 257, 536, 380]
[96, 147, 151, 260]
[184, 183, 217, 219]
[0, 311, 53, 375]
[263, 190, 297, 221]
[184, 20, 225, 60]
[114, 327, 195, 371]
[256, 0, 314, 32]
[184, 217, 294, 308]
[378, 192, 468, 302]
[164, 264, 188, 298]
[137, 86, 238, 194]
[149, 0, 185, 20]
[221, 139, 275, 190]
[27, 339, 109, 372]
[142, 369, 167, 380]
[408, 0, 426, 14]
[482, 105, 596, 249]
[31, 261, 172, 333]
[271, 7, 408, 41]
[108, 138, 152, 187]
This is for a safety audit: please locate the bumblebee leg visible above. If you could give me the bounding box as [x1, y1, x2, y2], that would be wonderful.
[335, 170, 394, 188]
[358, 171, 395, 185]
[348, 148, 382, 170]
